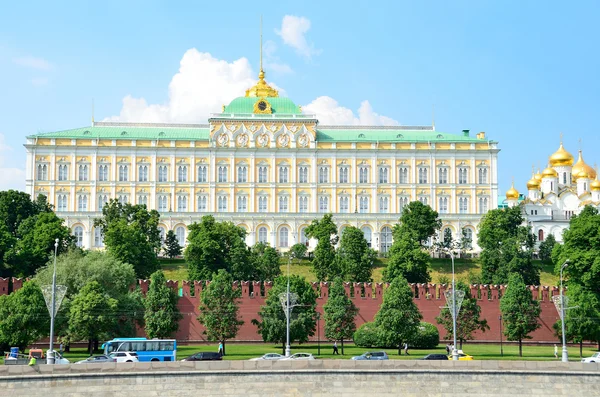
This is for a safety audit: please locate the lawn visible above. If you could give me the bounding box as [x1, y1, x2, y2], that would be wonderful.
[14, 342, 596, 364]
[161, 258, 560, 287]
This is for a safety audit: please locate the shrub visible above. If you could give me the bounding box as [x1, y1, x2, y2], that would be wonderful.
[353, 321, 379, 348]
[438, 274, 450, 285]
[407, 322, 439, 349]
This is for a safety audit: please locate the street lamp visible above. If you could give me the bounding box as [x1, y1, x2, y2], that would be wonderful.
[48, 238, 59, 364]
[450, 250, 458, 361]
[560, 260, 569, 362]
[285, 253, 292, 357]
[316, 312, 321, 356]
[499, 315, 503, 357]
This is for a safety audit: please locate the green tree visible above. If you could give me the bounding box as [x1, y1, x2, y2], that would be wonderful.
[323, 277, 359, 354]
[252, 275, 318, 354]
[198, 269, 243, 356]
[163, 230, 182, 259]
[289, 243, 308, 262]
[0, 282, 50, 352]
[478, 207, 538, 285]
[144, 271, 182, 339]
[538, 234, 556, 263]
[305, 214, 339, 281]
[436, 281, 489, 348]
[383, 232, 431, 283]
[94, 199, 161, 278]
[374, 275, 422, 354]
[336, 227, 376, 282]
[69, 281, 118, 355]
[500, 273, 541, 356]
[398, 201, 442, 246]
[185, 215, 252, 281]
[250, 242, 281, 281]
[436, 227, 454, 251]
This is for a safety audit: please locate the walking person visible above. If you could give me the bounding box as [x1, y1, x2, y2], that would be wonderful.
[332, 341, 339, 355]
[404, 342, 410, 356]
[445, 344, 450, 355]
[218, 342, 224, 356]
[554, 344, 558, 359]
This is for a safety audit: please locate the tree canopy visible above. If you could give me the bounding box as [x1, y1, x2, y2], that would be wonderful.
[383, 231, 431, 283]
[252, 275, 317, 353]
[500, 273, 541, 356]
[336, 227, 376, 282]
[94, 199, 161, 278]
[250, 242, 281, 281]
[323, 277, 358, 354]
[144, 271, 182, 339]
[0, 191, 74, 277]
[198, 269, 243, 355]
[163, 230, 182, 259]
[305, 214, 338, 281]
[398, 201, 441, 245]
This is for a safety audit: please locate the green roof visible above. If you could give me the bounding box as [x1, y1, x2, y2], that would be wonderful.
[316, 128, 489, 143]
[223, 97, 301, 115]
[28, 125, 210, 140]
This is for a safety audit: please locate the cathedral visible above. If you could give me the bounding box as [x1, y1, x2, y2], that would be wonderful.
[25, 65, 499, 252]
[506, 141, 599, 243]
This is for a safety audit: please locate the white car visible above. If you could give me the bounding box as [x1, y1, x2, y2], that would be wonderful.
[280, 353, 315, 361]
[109, 351, 139, 363]
[581, 352, 600, 363]
[249, 353, 283, 361]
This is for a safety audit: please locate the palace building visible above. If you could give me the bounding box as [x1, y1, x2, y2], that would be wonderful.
[25, 67, 499, 252]
[505, 141, 600, 243]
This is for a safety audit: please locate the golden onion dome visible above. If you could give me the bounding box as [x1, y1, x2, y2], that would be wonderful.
[591, 177, 600, 191]
[571, 150, 596, 181]
[542, 166, 558, 178]
[526, 173, 540, 190]
[506, 183, 520, 200]
[549, 142, 574, 167]
[533, 169, 542, 182]
[577, 170, 590, 179]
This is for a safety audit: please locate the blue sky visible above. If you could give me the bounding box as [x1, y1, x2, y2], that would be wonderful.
[1, 0, 599, 195]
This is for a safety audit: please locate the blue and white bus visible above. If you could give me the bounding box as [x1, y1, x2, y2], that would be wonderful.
[103, 338, 177, 362]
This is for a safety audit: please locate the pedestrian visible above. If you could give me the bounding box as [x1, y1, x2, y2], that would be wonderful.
[445, 344, 450, 355]
[404, 342, 409, 355]
[28, 356, 37, 366]
[218, 342, 224, 356]
[554, 344, 558, 359]
[59, 343, 64, 355]
[332, 341, 339, 355]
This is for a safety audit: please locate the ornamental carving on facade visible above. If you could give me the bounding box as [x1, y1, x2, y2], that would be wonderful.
[236, 133, 249, 148]
[298, 133, 309, 147]
[257, 133, 269, 147]
[278, 133, 290, 147]
[216, 132, 229, 147]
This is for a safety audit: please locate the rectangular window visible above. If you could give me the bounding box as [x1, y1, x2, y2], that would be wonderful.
[439, 197, 448, 214]
[319, 197, 329, 213]
[98, 165, 108, 182]
[218, 196, 227, 212]
[58, 164, 68, 181]
[177, 166, 187, 182]
[378, 167, 388, 184]
[158, 195, 168, 212]
[258, 196, 268, 212]
[378, 197, 389, 213]
[318, 167, 328, 183]
[359, 197, 369, 213]
[398, 167, 408, 184]
[78, 164, 88, 181]
[299, 196, 308, 213]
[459, 197, 468, 214]
[118, 165, 128, 182]
[458, 168, 468, 184]
[37, 164, 48, 181]
[138, 165, 148, 182]
[158, 165, 168, 182]
[359, 167, 369, 184]
[339, 168, 348, 183]
[197, 196, 207, 212]
[279, 167, 289, 183]
[278, 196, 288, 212]
[57, 195, 67, 211]
[177, 196, 187, 212]
[298, 167, 308, 183]
[218, 166, 228, 182]
[197, 166, 207, 182]
[339, 197, 349, 213]
[438, 168, 447, 184]
[237, 166, 247, 183]
[77, 195, 87, 211]
[478, 168, 488, 184]
[237, 196, 247, 212]
[418, 168, 428, 184]
[258, 166, 268, 183]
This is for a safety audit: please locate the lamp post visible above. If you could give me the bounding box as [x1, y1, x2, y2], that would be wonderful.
[560, 260, 569, 362]
[285, 253, 292, 357]
[47, 238, 59, 365]
[450, 250, 458, 361]
[499, 315, 503, 357]
[316, 312, 321, 356]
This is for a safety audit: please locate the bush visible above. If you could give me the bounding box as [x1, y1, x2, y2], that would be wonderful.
[353, 321, 379, 348]
[438, 274, 450, 285]
[407, 322, 439, 349]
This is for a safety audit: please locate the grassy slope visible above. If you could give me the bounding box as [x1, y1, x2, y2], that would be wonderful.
[162, 258, 559, 286]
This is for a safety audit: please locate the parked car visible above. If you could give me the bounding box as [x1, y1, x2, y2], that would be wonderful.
[351, 351, 389, 360]
[279, 353, 315, 360]
[421, 354, 449, 360]
[581, 352, 600, 363]
[181, 352, 222, 361]
[51, 351, 71, 364]
[249, 353, 283, 361]
[108, 351, 139, 363]
[75, 355, 116, 364]
[448, 350, 473, 361]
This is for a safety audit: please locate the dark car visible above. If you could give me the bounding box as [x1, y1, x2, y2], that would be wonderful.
[181, 352, 223, 361]
[421, 354, 449, 360]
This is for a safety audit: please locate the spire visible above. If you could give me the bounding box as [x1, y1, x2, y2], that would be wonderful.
[260, 15, 263, 74]
[91, 98, 95, 126]
[245, 17, 279, 98]
[432, 104, 435, 129]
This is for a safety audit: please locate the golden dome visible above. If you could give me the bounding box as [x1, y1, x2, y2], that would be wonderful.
[534, 169, 542, 182]
[549, 142, 574, 167]
[245, 69, 279, 98]
[526, 172, 540, 190]
[591, 177, 600, 191]
[542, 166, 558, 178]
[577, 170, 589, 179]
[506, 183, 520, 200]
[572, 150, 596, 181]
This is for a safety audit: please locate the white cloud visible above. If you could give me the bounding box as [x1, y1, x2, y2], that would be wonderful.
[107, 49, 396, 127]
[262, 40, 293, 75]
[106, 49, 285, 123]
[0, 133, 25, 191]
[275, 15, 321, 59]
[302, 97, 399, 126]
[13, 56, 53, 71]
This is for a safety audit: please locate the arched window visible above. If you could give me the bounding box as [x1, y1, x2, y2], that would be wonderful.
[258, 196, 268, 212]
[74, 226, 84, 248]
[57, 195, 68, 212]
[259, 166, 268, 183]
[98, 195, 108, 211]
[299, 227, 309, 246]
[258, 227, 268, 244]
[359, 167, 369, 183]
[279, 166, 288, 183]
[237, 196, 247, 212]
[318, 167, 329, 183]
[380, 226, 392, 253]
[218, 166, 228, 182]
[177, 166, 187, 182]
[278, 196, 288, 212]
[298, 196, 308, 213]
[94, 227, 104, 247]
[175, 226, 186, 246]
[98, 165, 108, 181]
[118, 165, 128, 181]
[37, 164, 48, 181]
[138, 165, 148, 182]
[197, 196, 207, 212]
[378, 197, 389, 213]
[177, 196, 187, 212]
[361, 226, 372, 247]
[339, 167, 349, 183]
[298, 166, 308, 183]
[58, 164, 68, 181]
[77, 195, 88, 212]
[279, 227, 289, 248]
[462, 228, 473, 249]
[339, 197, 349, 213]
[379, 167, 389, 184]
[319, 197, 329, 213]
[238, 166, 248, 183]
[158, 227, 166, 244]
[158, 195, 168, 212]
[197, 165, 207, 182]
[158, 165, 168, 182]
[359, 197, 369, 213]
[217, 196, 227, 212]
[398, 167, 408, 184]
[538, 229, 544, 242]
